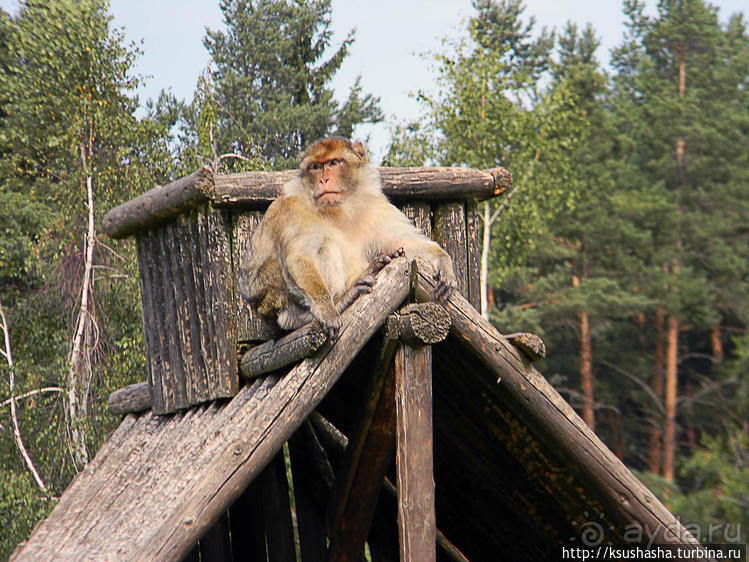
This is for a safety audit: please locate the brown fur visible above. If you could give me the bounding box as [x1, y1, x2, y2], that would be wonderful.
[238, 137, 456, 339]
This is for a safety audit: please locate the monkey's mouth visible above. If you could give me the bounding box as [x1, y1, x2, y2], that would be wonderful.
[315, 191, 344, 205]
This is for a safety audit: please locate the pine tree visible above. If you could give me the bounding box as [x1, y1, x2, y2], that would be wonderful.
[203, 0, 382, 170]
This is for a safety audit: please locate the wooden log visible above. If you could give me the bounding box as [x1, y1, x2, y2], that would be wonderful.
[400, 202, 432, 238]
[465, 199, 482, 312]
[506, 331, 546, 362]
[409, 256, 704, 551]
[240, 322, 327, 379]
[395, 343, 436, 562]
[212, 167, 510, 208]
[19, 258, 406, 561]
[102, 166, 214, 239]
[233, 210, 275, 341]
[228, 477, 267, 561]
[385, 303, 450, 346]
[107, 382, 150, 415]
[326, 335, 398, 562]
[310, 413, 471, 562]
[433, 202, 469, 299]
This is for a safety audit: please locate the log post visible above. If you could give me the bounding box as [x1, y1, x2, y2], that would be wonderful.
[395, 342, 436, 562]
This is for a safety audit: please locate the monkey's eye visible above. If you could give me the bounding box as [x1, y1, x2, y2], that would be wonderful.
[308, 162, 323, 171]
[327, 159, 342, 167]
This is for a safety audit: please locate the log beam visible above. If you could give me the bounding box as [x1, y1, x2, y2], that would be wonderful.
[240, 322, 328, 379]
[107, 382, 150, 415]
[395, 342, 436, 562]
[102, 167, 214, 239]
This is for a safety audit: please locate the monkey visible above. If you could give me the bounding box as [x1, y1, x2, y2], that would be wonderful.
[239, 137, 456, 340]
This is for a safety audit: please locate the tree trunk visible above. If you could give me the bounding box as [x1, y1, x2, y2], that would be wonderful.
[572, 274, 594, 430]
[647, 307, 665, 474]
[662, 313, 678, 482]
[66, 151, 95, 469]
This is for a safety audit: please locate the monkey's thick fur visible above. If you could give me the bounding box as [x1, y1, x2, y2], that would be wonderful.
[239, 138, 456, 339]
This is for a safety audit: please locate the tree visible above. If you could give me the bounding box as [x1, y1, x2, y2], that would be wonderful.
[202, 0, 383, 170]
[610, 0, 749, 482]
[0, 0, 173, 554]
[387, 0, 586, 322]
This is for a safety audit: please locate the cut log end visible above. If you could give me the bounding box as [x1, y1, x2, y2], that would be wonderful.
[385, 302, 451, 346]
[506, 332, 546, 362]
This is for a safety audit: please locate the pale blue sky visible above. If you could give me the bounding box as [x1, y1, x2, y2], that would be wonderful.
[2, 0, 747, 161]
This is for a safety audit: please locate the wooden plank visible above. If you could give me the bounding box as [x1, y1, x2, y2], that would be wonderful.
[400, 202, 432, 238]
[205, 206, 239, 400]
[134, 235, 158, 404]
[433, 202, 468, 300]
[465, 199, 482, 312]
[409, 256, 704, 552]
[326, 336, 398, 562]
[107, 382, 150, 415]
[198, 510, 232, 562]
[11, 259, 412, 561]
[102, 166, 214, 239]
[233, 211, 274, 341]
[212, 167, 509, 208]
[149, 226, 187, 414]
[227, 478, 267, 561]
[261, 453, 296, 562]
[288, 424, 330, 562]
[395, 343, 436, 562]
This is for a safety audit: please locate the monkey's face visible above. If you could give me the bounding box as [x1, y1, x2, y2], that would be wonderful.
[307, 158, 348, 208]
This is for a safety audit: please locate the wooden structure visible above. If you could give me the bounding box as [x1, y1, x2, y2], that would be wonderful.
[12, 166, 706, 561]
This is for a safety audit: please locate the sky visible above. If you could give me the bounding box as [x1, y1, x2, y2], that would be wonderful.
[2, 0, 747, 162]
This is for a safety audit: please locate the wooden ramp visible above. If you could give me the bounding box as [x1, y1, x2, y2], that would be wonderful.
[12, 258, 703, 561]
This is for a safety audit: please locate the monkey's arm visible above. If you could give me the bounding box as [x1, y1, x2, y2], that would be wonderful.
[334, 248, 406, 313]
[284, 251, 342, 340]
[370, 201, 457, 302]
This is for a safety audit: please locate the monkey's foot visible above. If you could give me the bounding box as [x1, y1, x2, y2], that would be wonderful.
[433, 263, 456, 302]
[368, 247, 406, 275]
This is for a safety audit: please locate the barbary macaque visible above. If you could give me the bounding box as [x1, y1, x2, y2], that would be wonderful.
[239, 137, 456, 339]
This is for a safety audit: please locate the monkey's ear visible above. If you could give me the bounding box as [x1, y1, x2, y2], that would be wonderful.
[350, 140, 367, 160]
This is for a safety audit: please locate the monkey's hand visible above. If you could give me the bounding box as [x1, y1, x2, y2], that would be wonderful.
[314, 306, 342, 341]
[433, 253, 456, 302]
[335, 248, 406, 315]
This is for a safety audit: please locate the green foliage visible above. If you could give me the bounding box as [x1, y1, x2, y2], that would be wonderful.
[200, 0, 383, 170]
[0, 471, 54, 560]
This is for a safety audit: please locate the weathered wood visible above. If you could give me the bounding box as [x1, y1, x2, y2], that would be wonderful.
[465, 199, 482, 312]
[233, 210, 275, 341]
[288, 424, 330, 562]
[395, 343, 436, 562]
[410, 256, 703, 551]
[326, 335, 398, 562]
[197, 510, 231, 562]
[433, 202, 468, 299]
[400, 202, 432, 238]
[107, 382, 150, 415]
[311, 413, 471, 562]
[506, 331, 546, 362]
[137, 206, 237, 415]
[227, 478, 267, 561]
[240, 322, 327, 379]
[102, 166, 214, 239]
[212, 167, 510, 208]
[262, 452, 296, 562]
[11, 258, 412, 562]
[385, 302, 450, 346]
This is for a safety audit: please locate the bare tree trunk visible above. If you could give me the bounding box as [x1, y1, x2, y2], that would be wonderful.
[647, 307, 665, 474]
[480, 201, 491, 320]
[711, 326, 723, 362]
[662, 46, 686, 484]
[0, 297, 47, 491]
[572, 274, 594, 429]
[663, 312, 678, 482]
[66, 148, 95, 468]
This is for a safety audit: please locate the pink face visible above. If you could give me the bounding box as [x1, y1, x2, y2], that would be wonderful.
[308, 158, 346, 207]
